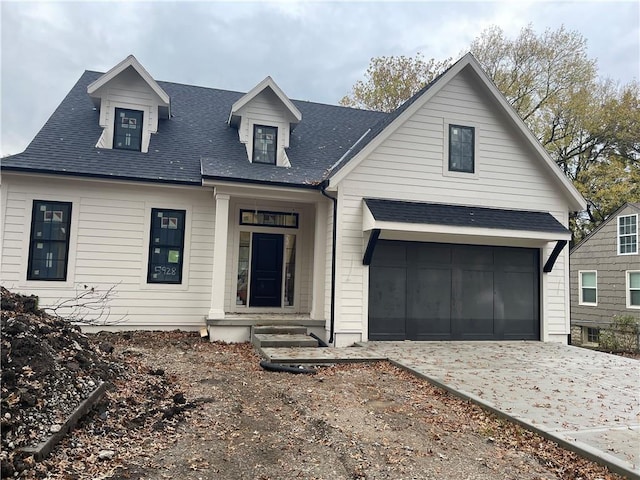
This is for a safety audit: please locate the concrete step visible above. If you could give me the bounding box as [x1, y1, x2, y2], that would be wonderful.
[253, 325, 308, 335]
[253, 333, 318, 348]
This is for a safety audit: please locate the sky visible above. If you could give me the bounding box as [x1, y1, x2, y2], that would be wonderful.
[1, 1, 638, 157]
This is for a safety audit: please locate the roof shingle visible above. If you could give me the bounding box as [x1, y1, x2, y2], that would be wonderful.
[2, 71, 387, 187]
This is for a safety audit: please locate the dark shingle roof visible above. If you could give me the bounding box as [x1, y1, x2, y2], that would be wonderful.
[2, 71, 387, 186]
[364, 198, 570, 235]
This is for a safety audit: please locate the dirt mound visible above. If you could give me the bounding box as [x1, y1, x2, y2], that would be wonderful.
[0, 287, 192, 478]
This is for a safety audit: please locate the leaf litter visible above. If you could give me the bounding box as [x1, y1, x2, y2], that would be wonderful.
[0, 286, 630, 479]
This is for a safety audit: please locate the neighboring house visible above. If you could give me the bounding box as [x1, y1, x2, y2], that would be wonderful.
[570, 203, 640, 346]
[0, 53, 586, 346]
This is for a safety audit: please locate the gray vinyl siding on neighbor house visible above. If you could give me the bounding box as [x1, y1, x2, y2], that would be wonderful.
[570, 204, 640, 329]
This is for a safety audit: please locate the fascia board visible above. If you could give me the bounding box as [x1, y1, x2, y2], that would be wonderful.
[87, 55, 170, 107]
[369, 219, 571, 242]
[229, 76, 302, 124]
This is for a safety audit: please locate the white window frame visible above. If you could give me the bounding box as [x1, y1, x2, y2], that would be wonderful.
[617, 214, 638, 255]
[626, 270, 640, 309]
[578, 270, 597, 306]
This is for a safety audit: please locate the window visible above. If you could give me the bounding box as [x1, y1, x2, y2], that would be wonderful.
[618, 214, 638, 255]
[252, 125, 277, 164]
[236, 232, 250, 306]
[579, 271, 597, 305]
[627, 271, 640, 308]
[114, 108, 143, 151]
[449, 124, 475, 173]
[147, 209, 186, 284]
[585, 327, 599, 344]
[27, 200, 72, 281]
[240, 209, 298, 228]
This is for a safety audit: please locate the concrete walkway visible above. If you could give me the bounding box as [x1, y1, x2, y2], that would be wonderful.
[260, 341, 640, 478]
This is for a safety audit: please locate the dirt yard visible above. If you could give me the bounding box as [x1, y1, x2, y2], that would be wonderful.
[1, 287, 629, 479]
[17, 332, 628, 479]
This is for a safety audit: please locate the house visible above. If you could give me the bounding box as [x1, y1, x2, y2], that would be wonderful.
[570, 203, 640, 347]
[0, 53, 586, 346]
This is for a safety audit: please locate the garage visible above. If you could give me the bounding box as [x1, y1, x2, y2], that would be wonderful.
[368, 240, 540, 341]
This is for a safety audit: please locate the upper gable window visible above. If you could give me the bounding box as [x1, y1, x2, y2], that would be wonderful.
[253, 125, 277, 164]
[618, 214, 638, 255]
[114, 108, 143, 151]
[449, 125, 475, 173]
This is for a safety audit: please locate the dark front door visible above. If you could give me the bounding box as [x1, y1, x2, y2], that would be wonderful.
[249, 233, 284, 307]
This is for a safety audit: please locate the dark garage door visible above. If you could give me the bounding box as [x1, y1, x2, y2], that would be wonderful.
[369, 241, 540, 341]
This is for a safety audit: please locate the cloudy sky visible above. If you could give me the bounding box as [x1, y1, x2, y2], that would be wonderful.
[1, 1, 638, 157]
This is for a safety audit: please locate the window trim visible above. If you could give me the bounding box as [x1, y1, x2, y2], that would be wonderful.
[617, 214, 638, 255]
[626, 270, 640, 309]
[585, 327, 600, 344]
[113, 107, 144, 152]
[252, 124, 278, 165]
[27, 200, 73, 281]
[146, 208, 187, 285]
[442, 119, 479, 179]
[239, 209, 299, 229]
[578, 270, 598, 306]
[448, 124, 475, 173]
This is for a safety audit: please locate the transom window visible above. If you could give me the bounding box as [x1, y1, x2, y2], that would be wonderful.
[147, 209, 186, 284]
[114, 108, 143, 151]
[240, 209, 298, 228]
[449, 124, 475, 173]
[579, 271, 597, 305]
[27, 200, 72, 281]
[627, 271, 640, 308]
[618, 214, 638, 255]
[252, 125, 277, 164]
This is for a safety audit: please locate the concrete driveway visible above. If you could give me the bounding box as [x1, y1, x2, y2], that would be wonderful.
[261, 341, 640, 478]
[360, 341, 640, 479]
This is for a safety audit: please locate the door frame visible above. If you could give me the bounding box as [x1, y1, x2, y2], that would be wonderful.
[229, 203, 304, 313]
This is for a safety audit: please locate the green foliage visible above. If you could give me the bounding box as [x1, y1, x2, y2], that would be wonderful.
[599, 315, 640, 353]
[341, 25, 640, 240]
[340, 54, 452, 112]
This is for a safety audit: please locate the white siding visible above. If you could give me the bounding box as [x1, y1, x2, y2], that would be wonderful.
[335, 68, 573, 340]
[236, 89, 293, 166]
[93, 66, 165, 153]
[1, 174, 214, 329]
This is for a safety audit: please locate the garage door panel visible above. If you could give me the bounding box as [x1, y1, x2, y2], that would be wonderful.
[457, 270, 494, 321]
[371, 241, 406, 266]
[453, 245, 494, 266]
[498, 272, 537, 320]
[369, 266, 407, 340]
[414, 243, 452, 265]
[408, 267, 452, 339]
[495, 247, 538, 272]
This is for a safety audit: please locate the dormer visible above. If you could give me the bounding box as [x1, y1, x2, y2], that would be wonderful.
[228, 77, 301, 167]
[87, 55, 170, 153]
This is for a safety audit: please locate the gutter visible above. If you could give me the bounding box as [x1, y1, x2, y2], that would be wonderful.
[320, 179, 337, 345]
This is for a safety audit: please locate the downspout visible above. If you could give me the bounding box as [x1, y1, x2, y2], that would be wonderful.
[320, 179, 337, 345]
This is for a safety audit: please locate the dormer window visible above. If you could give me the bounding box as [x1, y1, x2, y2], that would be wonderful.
[253, 125, 277, 164]
[114, 108, 143, 151]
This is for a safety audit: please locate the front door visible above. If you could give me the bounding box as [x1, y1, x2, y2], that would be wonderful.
[249, 233, 284, 307]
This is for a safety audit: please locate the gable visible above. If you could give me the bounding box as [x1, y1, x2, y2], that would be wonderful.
[329, 54, 585, 213]
[87, 56, 170, 154]
[343, 66, 572, 214]
[571, 203, 640, 257]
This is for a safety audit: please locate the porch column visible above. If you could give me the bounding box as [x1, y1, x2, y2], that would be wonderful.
[310, 200, 328, 320]
[208, 192, 230, 319]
